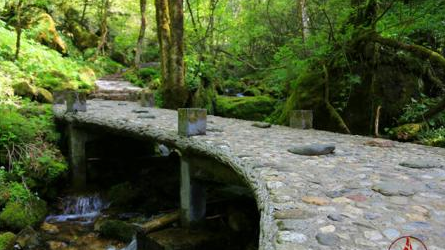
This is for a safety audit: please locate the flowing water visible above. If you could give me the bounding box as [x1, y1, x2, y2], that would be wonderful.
[46, 194, 109, 224]
[41, 194, 134, 250]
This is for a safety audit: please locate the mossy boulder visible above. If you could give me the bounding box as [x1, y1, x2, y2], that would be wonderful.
[36, 87, 53, 103]
[0, 200, 47, 231]
[215, 95, 276, 121]
[68, 22, 99, 50]
[0, 232, 15, 250]
[391, 123, 424, 141]
[98, 220, 135, 243]
[30, 13, 67, 55]
[13, 81, 38, 99]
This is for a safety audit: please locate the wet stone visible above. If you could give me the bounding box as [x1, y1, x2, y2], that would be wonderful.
[400, 159, 444, 169]
[315, 233, 339, 246]
[288, 144, 335, 156]
[252, 122, 271, 128]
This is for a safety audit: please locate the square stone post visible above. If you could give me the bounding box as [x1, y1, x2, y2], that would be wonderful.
[66, 92, 87, 112]
[68, 125, 88, 190]
[178, 109, 207, 137]
[180, 157, 206, 228]
[290, 110, 313, 129]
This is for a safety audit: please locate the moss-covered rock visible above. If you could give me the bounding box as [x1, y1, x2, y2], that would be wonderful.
[215, 95, 276, 121]
[36, 87, 53, 103]
[13, 81, 38, 99]
[68, 22, 99, 50]
[98, 220, 135, 243]
[0, 232, 15, 250]
[30, 13, 67, 55]
[0, 200, 47, 231]
[391, 123, 424, 141]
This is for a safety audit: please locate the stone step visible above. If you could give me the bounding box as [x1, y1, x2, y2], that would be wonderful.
[89, 93, 138, 101]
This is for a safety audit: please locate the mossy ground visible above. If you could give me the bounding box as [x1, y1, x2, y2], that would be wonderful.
[215, 95, 276, 121]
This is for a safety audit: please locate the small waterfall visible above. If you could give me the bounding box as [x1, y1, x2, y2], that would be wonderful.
[46, 194, 109, 223]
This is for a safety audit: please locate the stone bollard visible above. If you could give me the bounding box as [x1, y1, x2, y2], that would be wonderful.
[66, 92, 87, 112]
[290, 110, 313, 129]
[139, 90, 155, 107]
[178, 108, 207, 137]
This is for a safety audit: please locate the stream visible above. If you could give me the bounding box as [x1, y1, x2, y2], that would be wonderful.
[39, 194, 136, 250]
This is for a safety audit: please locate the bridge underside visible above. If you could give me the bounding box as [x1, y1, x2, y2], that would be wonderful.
[58, 123, 260, 249]
[54, 100, 445, 250]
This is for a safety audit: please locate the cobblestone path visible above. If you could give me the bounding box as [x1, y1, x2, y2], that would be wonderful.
[54, 100, 445, 250]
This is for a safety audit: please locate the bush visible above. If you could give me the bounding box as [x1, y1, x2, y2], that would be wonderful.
[99, 220, 135, 243]
[0, 199, 47, 231]
[0, 108, 37, 149]
[0, 232, 15, 250]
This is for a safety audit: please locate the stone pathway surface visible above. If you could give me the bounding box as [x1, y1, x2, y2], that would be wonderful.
[90, 76, 141, 101]
[54, 100, 445, 250]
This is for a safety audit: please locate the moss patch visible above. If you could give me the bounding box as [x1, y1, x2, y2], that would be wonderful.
[0, 232, 15, 250]
[0, 200, 47, 231]
[215, 95, 276, 121]
[98, 220, 135, 243]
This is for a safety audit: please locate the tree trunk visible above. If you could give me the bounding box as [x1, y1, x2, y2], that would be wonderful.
[14, 0, 23, 60]
[135, 0, 147, 67]
[80, 0, 89, 24]
[155, 0, 188, 109]
[297, 0, 309, 42]
[95, 0, 110, 58]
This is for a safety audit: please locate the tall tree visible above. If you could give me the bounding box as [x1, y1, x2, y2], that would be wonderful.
[94, 0, 111, 58]
[155, 0, 188, 109]
[13, 0, 23, 60]
[134, 0, 147, 66]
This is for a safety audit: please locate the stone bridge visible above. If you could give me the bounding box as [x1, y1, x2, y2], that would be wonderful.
[54, 99, 445, 250]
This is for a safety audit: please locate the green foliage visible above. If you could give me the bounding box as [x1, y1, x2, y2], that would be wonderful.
[0, 101, 67, 203]
[419, 128, 445, 147]
[215, 95, 276, 121]
[123, 67, 161, 88]
[0, 232, 15, 250]
[399, 97, 445, 127]
[0, 199, 47, 231]
[0, 108, 37, 149]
